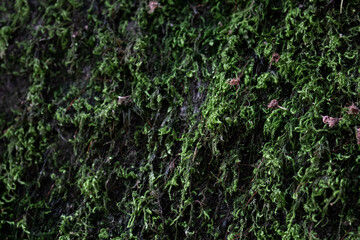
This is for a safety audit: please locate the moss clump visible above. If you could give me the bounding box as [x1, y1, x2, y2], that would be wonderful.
[1, 0, 360, 239]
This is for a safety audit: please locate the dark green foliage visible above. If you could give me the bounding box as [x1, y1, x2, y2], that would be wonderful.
[1, 0, 360, 239]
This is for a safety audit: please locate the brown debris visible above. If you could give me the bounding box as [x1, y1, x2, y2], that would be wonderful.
[346, 103, 360, 115]
[227, 72, 244, 90]
[227, 77, 240, 86]
[269, 52, 280, 68]
[148, 1, 160, 14]
[271, 52, 280, 63]
[322, 115, 341, 128]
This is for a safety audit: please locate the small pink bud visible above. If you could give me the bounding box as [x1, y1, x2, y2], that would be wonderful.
[322, 115, 341, 128]
[267, 99, 279, 109]
[356, 128, 360, 145]
[72, 31, 79, 38]
[148, 1, 160, 14]
[267, 99, 287, 110]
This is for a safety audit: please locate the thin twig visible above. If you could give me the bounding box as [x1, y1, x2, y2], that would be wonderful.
[340, 0, 344, 14]
[245, 191, 258, 208]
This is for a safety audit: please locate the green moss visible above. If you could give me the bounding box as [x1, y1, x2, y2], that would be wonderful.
[2, 0, 360, 239]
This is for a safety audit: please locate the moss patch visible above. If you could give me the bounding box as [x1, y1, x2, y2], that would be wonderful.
[1, 0, 360, 239]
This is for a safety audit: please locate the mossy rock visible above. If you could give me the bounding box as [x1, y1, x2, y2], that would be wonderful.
[1, 0, 360, 239]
